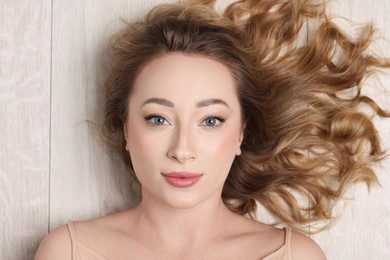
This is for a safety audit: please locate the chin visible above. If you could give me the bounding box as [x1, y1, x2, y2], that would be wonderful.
[163, 195, 204, 210]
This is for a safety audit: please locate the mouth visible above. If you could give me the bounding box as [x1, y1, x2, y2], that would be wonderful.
[161, 172, 203, 188]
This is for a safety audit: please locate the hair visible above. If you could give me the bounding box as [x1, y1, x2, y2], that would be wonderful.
[103, 0, 390, 233]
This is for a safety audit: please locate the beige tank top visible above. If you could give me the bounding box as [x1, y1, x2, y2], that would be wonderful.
[67, 222, 292, 259]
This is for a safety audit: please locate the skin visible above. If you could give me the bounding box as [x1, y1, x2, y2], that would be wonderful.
[125, 51, 244, 211]
[35, 53, 326, 259]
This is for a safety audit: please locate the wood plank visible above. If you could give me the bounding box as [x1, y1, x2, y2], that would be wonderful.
[311, 1, 390, 259]
[0, 1, 51, 259]
[49, 0, 177, 230]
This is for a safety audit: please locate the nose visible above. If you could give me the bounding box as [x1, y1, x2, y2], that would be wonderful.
[167, 124, 196, 163]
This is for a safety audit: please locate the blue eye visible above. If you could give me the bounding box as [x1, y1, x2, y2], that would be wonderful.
[202, 116, 225, 127]
[144, 115, 168, 126]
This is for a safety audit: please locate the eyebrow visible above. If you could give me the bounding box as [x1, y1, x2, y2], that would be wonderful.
[196, 98, 230, 108]
[141, 98, 174, 108]
[140, 97, 230, 109]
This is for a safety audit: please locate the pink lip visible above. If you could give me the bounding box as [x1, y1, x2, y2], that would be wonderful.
[161, 172, 203, 188]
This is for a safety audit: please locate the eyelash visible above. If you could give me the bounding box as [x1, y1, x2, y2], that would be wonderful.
[143, 114, 226, 128]
[200, 115, 226, 128]
[144, 114, 170, 126]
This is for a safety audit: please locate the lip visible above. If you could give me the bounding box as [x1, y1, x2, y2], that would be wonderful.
[161, 172, 203, 188]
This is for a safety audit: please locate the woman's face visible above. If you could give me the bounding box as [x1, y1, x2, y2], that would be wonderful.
[125, 52, 244, 209]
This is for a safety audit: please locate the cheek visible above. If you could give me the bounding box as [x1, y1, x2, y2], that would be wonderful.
[202, 129, 241, 161]
[126, 125, 164, 170]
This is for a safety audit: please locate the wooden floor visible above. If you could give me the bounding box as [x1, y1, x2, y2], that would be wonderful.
[1, 1, 389, 259]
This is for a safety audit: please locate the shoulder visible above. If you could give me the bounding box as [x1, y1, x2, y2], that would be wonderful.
[289, 229, 327, 260]
[72, 209, 134, 238]
[34, 211, 129, 260]
[34, 224, 72, 260]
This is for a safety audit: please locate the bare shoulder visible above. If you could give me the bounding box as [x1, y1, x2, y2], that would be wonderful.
[73, 209, 134, 236]
[290, 230, 327, 260]
[34, 224, 72, 260]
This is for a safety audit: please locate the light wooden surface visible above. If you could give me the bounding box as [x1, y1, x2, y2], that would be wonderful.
[1, 1, 389, 259]
[0, 1, 51, 260]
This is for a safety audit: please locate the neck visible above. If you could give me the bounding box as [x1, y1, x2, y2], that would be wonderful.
[131, 190, 235, 250]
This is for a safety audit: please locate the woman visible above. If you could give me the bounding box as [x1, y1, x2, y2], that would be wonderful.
[35, 0, 389, 259]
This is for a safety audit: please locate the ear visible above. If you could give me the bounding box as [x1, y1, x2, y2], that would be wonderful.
[235, 123, 245, 156]
[124, 123, 129, 151]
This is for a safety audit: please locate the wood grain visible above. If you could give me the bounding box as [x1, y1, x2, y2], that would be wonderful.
[0, 1, 52, 259]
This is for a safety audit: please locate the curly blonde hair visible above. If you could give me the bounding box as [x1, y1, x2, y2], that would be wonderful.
[103, 0, 390, 233]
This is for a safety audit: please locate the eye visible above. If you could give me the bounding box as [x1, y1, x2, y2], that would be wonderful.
[201, 116, 225, 127]
[144, 115, 169, 126]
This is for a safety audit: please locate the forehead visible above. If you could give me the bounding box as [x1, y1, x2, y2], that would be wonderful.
[131, 52, 238, 102]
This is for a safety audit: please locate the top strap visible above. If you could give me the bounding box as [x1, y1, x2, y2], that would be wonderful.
[284, 227, 292, 259]
[67, 221, 78, 259]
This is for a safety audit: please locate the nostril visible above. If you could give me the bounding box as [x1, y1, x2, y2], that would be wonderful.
[167, 127, 196, 163]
